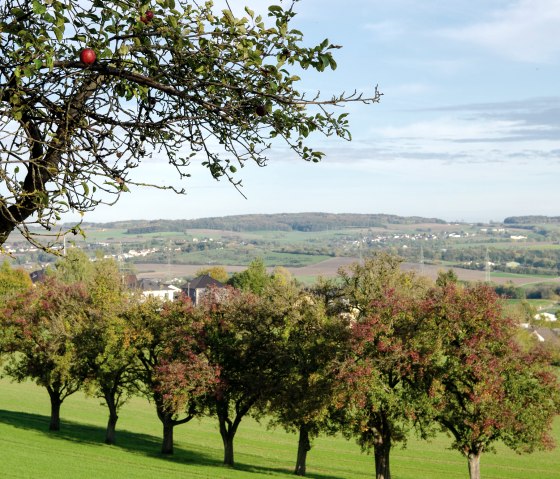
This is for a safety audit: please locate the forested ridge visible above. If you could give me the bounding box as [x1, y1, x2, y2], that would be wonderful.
[504, 216, 560, 224]
[77, 213, 447, 234]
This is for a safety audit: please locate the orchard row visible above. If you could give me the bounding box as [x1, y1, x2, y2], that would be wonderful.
[0, 253, 558, 479]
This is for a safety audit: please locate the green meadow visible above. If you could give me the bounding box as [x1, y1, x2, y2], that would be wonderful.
[0, 378, 558, 479]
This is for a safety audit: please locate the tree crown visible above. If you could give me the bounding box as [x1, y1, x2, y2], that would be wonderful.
[0, 0, 380, 249]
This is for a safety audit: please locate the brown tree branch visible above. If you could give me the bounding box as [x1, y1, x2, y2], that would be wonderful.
[0, 75, 104, 244]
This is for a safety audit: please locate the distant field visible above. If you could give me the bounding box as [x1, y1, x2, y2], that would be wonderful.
[8, 220, 560, 288]
[133, 257, 560, 290]
[227, 229, 358, 243]
[486, 242, 560, 251]
[133, 258, 357, 281]
[0, 378, 558, 479]
[171, 250, 332, 268]
[81, 227, 363, 245]
[443, 241, 553, 250]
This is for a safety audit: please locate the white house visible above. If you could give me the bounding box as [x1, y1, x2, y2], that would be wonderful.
[137, 278, 181, 301]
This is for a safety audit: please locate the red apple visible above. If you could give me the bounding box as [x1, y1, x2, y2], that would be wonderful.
[80, 48, 96, 65]
[141, 10, 154, 23]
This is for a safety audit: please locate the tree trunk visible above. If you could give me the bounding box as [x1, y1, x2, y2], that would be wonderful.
[294, 424, 311, 476]
[468, 451, 482, 479]
[218, 408, 237, 466]
[161, 418, 174, 455]
[154, 395, 176, 455]
[48, 393, 62, 431]
[104, 392, 119, 445]
[217, 400, 237, 466]
[373, 437, 391, 479]
[216, 397, 255, 467]
[153, 393, 197, 455]
[222, 433, 234, 466]
[105, 412, 118, 445]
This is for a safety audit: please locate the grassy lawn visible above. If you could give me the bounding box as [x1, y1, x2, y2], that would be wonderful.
[1, 378, 559, 479]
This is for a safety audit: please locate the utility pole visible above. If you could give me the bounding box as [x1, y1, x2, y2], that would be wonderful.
[167, 239, 172, 282]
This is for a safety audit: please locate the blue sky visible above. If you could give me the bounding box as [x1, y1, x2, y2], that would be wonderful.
[79, 0, 560, 224]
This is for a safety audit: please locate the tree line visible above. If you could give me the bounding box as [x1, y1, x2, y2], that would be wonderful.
[91, 213, 446, 235]
[504, 216, 560, 224]
[0, 253, 559, 479]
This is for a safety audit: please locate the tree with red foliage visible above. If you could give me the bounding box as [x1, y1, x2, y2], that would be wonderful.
[428, 283, 560, 479]
[127, 296, 218, 454]
[1, 276, 95, 430]
[203, 286, 288, 466]
[338, 254, 433, 479]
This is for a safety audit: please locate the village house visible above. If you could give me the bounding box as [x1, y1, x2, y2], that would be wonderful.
[180, 274, 226, 306]
[135, 278, 181, 301]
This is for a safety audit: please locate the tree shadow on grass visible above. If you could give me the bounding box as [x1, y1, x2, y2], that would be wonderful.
[0, 409, 347, 479]
[0, 408, 219, 466]
[231, 461, 352, 479]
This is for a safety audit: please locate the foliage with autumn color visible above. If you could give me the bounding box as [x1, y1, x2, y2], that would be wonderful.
[337, 254, 434, 479]
[0, 253, 558, 479]
[426, 282, 560, 479]
[0, 276, 96, 430]
[126, 295, 218, 454]
[202, 285, 290, 466]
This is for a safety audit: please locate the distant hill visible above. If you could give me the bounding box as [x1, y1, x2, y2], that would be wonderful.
[82, 213, 447, 234]
[503, 216, 560, 225]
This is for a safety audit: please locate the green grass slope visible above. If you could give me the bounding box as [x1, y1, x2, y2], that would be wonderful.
[0, 378, 558, 479]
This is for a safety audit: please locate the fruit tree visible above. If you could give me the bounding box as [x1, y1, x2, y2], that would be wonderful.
[0, 0, 380, 249]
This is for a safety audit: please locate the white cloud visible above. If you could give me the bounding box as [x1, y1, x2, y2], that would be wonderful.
[441, 0, 560, 63]
[369, 112, 560, 166]
[378, 117, 519, 141]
